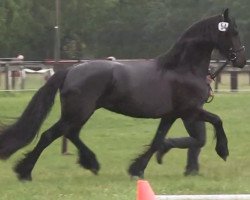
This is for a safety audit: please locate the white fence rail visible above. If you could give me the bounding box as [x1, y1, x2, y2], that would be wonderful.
[137, 180, 250, 200]
[156, 194, 250, 200]
[1, 59, 250, 92]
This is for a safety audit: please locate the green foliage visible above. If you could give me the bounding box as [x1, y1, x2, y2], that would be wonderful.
[0, 0, 249, 59]
[0, 92, 249, 199]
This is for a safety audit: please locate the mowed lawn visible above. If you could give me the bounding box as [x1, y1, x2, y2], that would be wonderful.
[0, 92, 249, 200]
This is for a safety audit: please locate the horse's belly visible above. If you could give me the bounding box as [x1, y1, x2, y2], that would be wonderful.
[103, 97, 173, 118]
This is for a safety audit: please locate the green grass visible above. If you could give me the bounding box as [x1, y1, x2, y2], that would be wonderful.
[0, 92, 250, 199]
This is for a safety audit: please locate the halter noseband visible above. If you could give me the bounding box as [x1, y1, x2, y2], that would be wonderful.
[228, 46, 245, 61]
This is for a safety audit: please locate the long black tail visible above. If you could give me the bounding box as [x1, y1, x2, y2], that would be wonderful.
[0, 69, 68, 159]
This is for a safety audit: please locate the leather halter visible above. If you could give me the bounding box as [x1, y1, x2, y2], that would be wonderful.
[206, 45, 245, 103]
[210, 45, 245, 79]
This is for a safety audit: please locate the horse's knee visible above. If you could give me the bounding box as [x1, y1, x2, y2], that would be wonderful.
[196, 137, 206, 148]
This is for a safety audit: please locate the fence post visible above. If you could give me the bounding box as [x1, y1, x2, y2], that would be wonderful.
[230, 71, 238, 92]
[249, 72, 250, 85]
[11, 71, 16, 90]
[20, 70, 25, 89]
[61, 136, 68, 154]
[4, 64, 10, 90]
[214, 74, 220, 92]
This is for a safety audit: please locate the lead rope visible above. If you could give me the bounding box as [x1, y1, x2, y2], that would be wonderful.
[206, 60, 229, 103]
[210, 60, 229, 80]
[206, 85, 214, 103]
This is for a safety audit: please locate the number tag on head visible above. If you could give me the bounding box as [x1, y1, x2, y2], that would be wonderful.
[218, 22, 229, 32]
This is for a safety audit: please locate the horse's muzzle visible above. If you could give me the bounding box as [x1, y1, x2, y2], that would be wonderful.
[232, 58, 246, 68]
[230, 46, 246, 68]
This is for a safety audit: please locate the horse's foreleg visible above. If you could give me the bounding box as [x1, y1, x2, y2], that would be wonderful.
[155, 120, 206, 176]
[128, 118, 175, 178]
[184, 121, 206, 175]
[190, 109, 229, 161]
[14, 120, 67, 181]
[185, 147, 201, 175]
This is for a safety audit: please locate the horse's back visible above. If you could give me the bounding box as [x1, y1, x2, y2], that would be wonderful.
[61, 61, 115, 92]
[61, 59, 158, 97]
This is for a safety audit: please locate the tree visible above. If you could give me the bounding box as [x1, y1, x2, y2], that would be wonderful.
[0, 0, 249, 59]
[0, 0, 54, 59]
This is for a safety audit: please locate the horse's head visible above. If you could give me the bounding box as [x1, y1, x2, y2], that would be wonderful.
[217, 8, 246, 68]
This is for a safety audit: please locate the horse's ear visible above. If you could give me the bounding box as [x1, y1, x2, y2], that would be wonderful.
[222, 8, 229, 22]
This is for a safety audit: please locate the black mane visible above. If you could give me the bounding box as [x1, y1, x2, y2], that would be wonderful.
[157, 14, 223, 69]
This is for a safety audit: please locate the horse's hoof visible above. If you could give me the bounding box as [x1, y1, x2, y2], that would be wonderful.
[128, 171, 144, 179]
[130, 175, 142, 181]
[156, 151, 163, 164]
[129, 172, 144, 180]
[14, 166, 32, 181]
[90, 168, 99, 175]
[155, 144, 171, 164]
[221, 156, 227, 162]
[14, 161, 33, 181]
[215, 144, 229, 161]
[128, 166, 144, 179]
[184, 169, 199, 176]
[78, 155, 101, 175]
[16, 173, 32, 181]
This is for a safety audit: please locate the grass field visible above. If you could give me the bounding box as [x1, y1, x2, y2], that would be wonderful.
[0, 92, 250, 200]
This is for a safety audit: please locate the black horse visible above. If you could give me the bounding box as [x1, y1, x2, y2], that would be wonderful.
[0, 9, 246, 180]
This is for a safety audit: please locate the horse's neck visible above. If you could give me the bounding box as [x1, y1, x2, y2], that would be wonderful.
[179, 38, 214, 76]
[159, 38, 214, 77]
[158, 15, 221, 78]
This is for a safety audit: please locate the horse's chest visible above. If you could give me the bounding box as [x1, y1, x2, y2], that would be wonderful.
[172, 80, 208, 110]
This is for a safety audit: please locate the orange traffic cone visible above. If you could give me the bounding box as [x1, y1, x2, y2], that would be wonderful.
[137, 180, 156, 200]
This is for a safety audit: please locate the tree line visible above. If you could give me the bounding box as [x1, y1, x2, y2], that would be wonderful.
[0, 0, 249, 60]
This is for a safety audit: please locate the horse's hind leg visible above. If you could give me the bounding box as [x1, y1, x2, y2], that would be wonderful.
[62, 91, 100, 174]
[14, 117, 99, 181]
[128, 117, 176, 178]
[14, 95, 99, 181]
[66, 129, 100, 175]
[14, 120, 68, 181]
